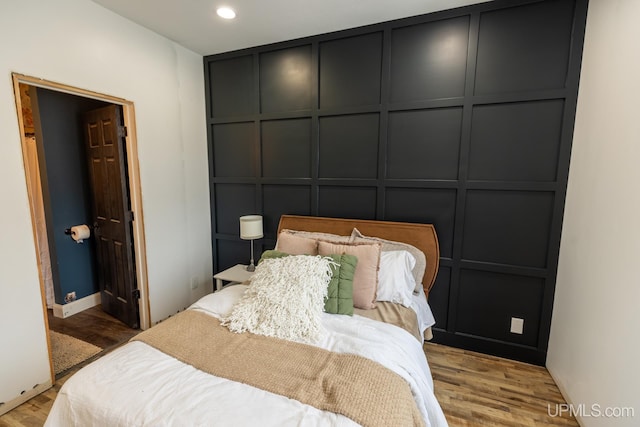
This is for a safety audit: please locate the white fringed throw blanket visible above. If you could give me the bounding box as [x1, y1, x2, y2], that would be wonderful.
[222, 255, 335, 344]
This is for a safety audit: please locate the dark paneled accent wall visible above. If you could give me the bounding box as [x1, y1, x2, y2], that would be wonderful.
[204, 0, 588, 364]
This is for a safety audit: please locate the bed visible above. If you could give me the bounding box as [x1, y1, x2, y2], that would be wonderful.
[45, 215, 448, 427]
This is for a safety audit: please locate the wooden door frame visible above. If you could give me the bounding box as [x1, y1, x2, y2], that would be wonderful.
[12, 73, 151, 337]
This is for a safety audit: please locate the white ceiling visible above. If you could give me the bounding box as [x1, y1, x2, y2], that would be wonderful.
[91, 0, 491, 56]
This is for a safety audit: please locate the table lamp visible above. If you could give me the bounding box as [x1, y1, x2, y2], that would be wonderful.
[239, 215, 263, 272]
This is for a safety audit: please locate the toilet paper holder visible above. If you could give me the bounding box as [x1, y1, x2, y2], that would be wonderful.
[64, 225, 94, 235]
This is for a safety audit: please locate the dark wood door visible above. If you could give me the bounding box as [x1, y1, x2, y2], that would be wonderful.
[82, 105, 139, 328]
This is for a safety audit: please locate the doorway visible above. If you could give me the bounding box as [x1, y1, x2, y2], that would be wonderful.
[12, 73, 150, 379]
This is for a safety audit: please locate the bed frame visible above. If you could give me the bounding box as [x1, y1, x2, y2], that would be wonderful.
[277, 215, 440, 297]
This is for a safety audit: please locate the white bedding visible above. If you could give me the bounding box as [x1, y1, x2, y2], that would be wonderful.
[45, 286, 448, 427]
[411, 285, 436, 338]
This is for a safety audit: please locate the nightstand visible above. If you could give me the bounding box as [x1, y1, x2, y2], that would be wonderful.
[213, 264, 255, 291]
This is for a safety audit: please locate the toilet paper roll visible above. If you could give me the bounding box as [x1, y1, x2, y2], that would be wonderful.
[70, 225, 90, 243]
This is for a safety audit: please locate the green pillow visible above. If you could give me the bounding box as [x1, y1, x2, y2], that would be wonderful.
[259, 249, 291, 263]
[324, 253, 357, 316]
[258, 250, 356, 315]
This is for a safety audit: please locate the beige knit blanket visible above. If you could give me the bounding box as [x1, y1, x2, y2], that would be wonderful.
[132, 310, 424, 427]
[355, 301, 422, 342]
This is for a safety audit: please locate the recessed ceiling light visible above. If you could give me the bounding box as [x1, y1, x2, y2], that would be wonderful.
[217, 7, 236, 19]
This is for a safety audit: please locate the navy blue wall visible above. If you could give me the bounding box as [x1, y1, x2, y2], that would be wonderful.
[35, 88, 108, 304]
[203, 0, 588, 364]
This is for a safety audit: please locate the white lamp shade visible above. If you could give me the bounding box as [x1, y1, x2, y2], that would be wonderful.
[239, 215, 263, 240]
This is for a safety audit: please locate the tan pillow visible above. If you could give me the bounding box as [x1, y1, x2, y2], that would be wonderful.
[318, 240, 381, 310]
[350, 228, 426, 293]
[275, 232, 318, 255]
[280, 229, 352, 244]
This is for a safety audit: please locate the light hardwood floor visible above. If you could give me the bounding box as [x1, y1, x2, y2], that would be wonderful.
[46, 306, 139, 355]
[425, 342, 578, 426]
[1, 320, 577, 426]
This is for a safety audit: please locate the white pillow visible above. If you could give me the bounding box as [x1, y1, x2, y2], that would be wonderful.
[189, 284, 248, 319]
[222, 255, 333, 344]
[351, 228, 426, 293]
[376, 250, 416, 307]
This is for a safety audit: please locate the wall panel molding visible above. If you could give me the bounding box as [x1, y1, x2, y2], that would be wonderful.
[204, 0, 588, 365]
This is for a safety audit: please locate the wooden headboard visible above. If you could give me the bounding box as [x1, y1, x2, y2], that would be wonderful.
[277, 215, 440, 297]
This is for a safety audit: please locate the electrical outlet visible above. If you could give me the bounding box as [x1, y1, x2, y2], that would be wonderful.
[510, 317, 524, 334]
[64, 291, 76, 303]
[190, 277, 198, 290]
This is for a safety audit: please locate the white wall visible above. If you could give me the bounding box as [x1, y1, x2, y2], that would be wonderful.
[547, 0, 640, 425]
[0, 0, 211, 409]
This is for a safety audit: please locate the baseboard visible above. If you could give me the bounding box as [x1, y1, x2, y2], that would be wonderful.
[0, 381, 52, 416]
[546, 365, 585, 427]
[52, 292, 101, 319]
